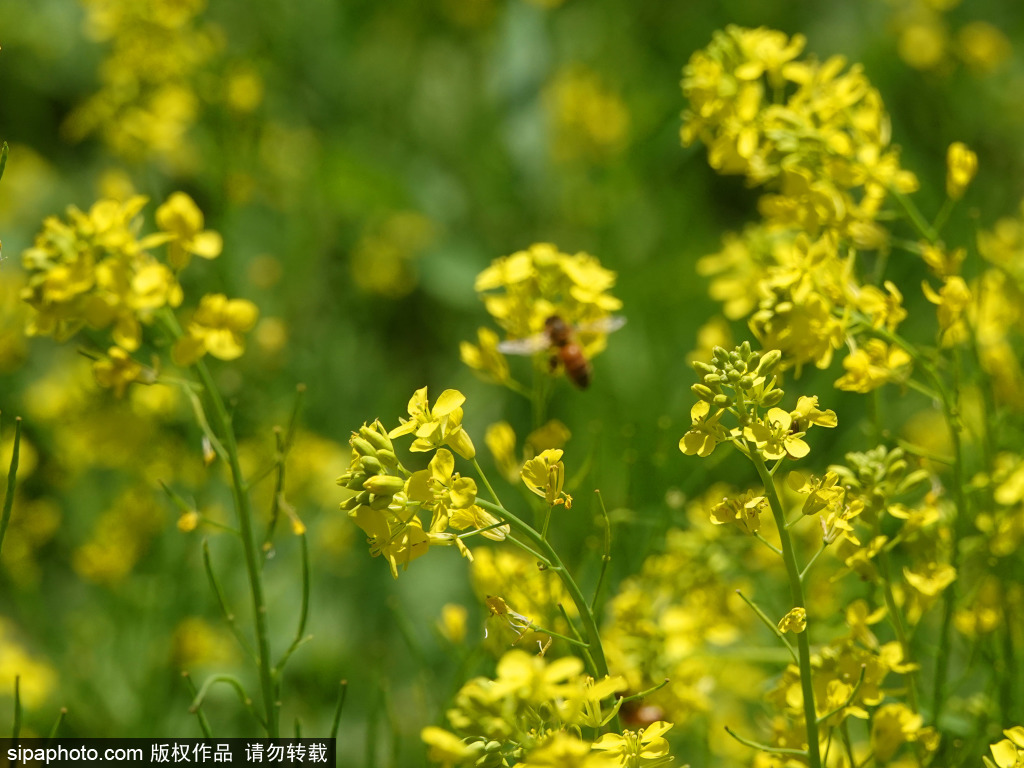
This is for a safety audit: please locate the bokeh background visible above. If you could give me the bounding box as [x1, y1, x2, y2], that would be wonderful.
[1, 0, 1023, 765]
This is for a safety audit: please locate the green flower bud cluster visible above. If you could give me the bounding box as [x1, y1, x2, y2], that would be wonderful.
[338, 420, 406, 511]
[692, 342, 784, 410]
[831, 446, 930, 514]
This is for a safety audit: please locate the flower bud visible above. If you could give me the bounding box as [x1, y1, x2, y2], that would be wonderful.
[359, 455, 384, 474]
[692, 383, 716, 402]
[756, 349, 782, 375]
[359, 423, 394, 452]
[762, 388, 785, 407]
[350, 436, 376, 457]
[342, 474, 368, 491]
[713, 394, 732, 407]
[363, 474, 407, 496]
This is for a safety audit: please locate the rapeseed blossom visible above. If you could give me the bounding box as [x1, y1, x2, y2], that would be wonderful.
[463, 243, 623, 387]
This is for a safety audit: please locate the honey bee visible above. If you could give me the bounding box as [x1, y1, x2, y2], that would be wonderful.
[497, 314, 626, 389]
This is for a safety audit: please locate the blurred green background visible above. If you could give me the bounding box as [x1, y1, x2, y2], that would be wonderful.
[1, 0, 1024, 765]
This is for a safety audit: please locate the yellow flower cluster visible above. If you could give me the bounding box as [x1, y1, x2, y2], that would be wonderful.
[21, 196, 183, 349]
[19, 193, 257, 395]
[544, 67, 630, 163]
[681, 28, 971, 383]
[339, 391, 504, 578]
[602, 498, 754, 727]
[420, 649, 641, 767]
[886, 0, 1012, 75]
[681, 343, 836, 463]
[461, 243, 623, 387]
[682, 26, 918, 245]
[64, 0, 223, 166]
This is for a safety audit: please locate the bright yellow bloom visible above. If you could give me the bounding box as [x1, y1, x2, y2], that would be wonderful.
[990, 727, 1024, 768]
[679, 400, 729, 458]
[156, 192, 223, 270]
[778, 607, 807, 634]
[592, 721, 674, 767]
[21, 196, 184, 347]
[745, 407, 809, 460]
[469, 243, 623, 385]
[521, 448, 571, 507]
[709, 490, 767, 534]
[389, 386, 476, 459]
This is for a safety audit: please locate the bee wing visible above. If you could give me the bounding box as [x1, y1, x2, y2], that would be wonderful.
[497, 333, 551, 356]
[576, 315, 626, 336]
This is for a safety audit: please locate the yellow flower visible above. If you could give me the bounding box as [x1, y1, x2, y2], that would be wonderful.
[922, 276, 971, 346]
[421, 726, 482, 767]
[172, 293, 259, 365]
[903, 562, 957, 597]
[946, 142, 977, 200]
[870, 703, 925, 762]
[92, 345, 155, 398]
[709, 490, 767, 534]
[745, 407, 809, 460]
[778, 607, 807, 634]
[835, 339, 912, 393]
[679, 400, 729, 458]
[389, 386, 476, 459]
[156, 192, 224, 270]
[990, 727, 1024, 768]
[521, 449, 571, 507]
[460, 327, 510, 385]
[592, 721, 674, 766]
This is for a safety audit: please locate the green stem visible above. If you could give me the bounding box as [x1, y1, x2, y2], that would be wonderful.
[476, 497, 609, 680]
[752, 453, 821, 768]
[194, 357, 279, 736]
[0, 416, 21, 559]
[735, 589, 797, 663]
[890, 187, 939, 243]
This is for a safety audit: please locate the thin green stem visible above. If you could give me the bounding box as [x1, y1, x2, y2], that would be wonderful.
[0, 416, 21, 559]
[932, 197, 955, 236]
[879, 550, 919, 712]
[202, 540, 257, 663]
[11, 676, 20, 739]
[190, 674, 263, 727]
[476, 497, 609, 680]
[48, 708, 67, 740]
[182, 672, 213, 738]
[752, 452, 821, 768]
[159, 309, 279, 737]
[331, 680, 348, 741]
[891, 187, 939, 243]
[471, 458, 502, 506]
[274, 534, 312, 676]
[591, 490, 612, 614]
[724, 725, 808, 757]
[735, 589, 797, 663]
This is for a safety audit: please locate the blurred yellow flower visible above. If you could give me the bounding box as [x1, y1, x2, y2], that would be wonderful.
[172, 293, 260, 364]
[946, 142, 977, 200]
[156, 192, 224, 270]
